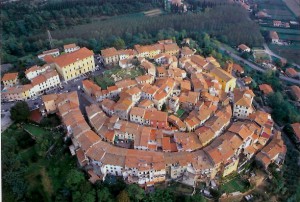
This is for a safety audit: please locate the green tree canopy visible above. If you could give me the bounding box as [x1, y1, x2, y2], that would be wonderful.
[117, 190, 130, 202]
[10, 101, 30, 122]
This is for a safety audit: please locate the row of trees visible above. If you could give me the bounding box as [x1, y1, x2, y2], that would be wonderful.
[2, 1, 264, 69]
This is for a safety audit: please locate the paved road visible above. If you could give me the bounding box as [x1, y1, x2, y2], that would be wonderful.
[219, 46, 300, 85]
[263, 43, 300, 69]
[1, 111, 13, 132]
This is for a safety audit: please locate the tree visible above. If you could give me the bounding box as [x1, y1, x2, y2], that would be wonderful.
[147, 188, 174, 202]
[126, 184, 145, 201]
[10, 101, 30, 122]
[113, 37, 126, 50]
[97, 187, 113, 202]
[117, 190, 130, 202]
[65, 169, 85, 191]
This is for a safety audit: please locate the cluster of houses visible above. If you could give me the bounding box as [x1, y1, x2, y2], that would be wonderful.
[37, 40, 286, 187]
[40, 88, 286, 187]
[3, 38, 287, 188]
[1, 44, 95, 101]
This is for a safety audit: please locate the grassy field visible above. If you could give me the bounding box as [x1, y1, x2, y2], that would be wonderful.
[94, 66, 144, 89]
[257, 0, 296, 20]
[253, 49, 271, 62]
[24, 124, 50, 138]
[221, 177, 250, 193]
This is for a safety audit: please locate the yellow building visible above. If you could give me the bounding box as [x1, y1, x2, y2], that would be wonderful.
[2, 72, 19, 87]
[210, 67, 236, 92]
[134, 44, 160, 59]
[2, 84, 32, 101]
[164, 43, 180, 56]
[45, 47, 95, 81]
[223, 158, 239, 177]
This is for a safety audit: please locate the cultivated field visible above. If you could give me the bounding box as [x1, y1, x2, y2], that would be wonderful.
[283, 0, 300, 17]
[144, 9, 162, 17]
[268, 44, 300, 64]
[257, 0, 296, 20]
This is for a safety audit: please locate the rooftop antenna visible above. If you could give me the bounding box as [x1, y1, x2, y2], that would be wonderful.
[47, 30, 54, 49]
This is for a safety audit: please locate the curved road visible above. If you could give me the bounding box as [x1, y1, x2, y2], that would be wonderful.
[263, 43, 300, 69]
[219, 46, 300, 85]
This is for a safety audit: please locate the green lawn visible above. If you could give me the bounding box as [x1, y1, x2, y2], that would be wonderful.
[221, 177, 250, 193]
[94, 66, 144, 89]
[176, 109, 185, 118]
[24, 124, 50, 138]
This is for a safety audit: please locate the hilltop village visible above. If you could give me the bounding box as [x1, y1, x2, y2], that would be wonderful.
[2, 40, 286, 189]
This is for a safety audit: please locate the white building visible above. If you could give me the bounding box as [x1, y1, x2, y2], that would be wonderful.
[25, 65, 52, 80]
[30, 69, 61, 97]
[233, 88, 255, 118]
[38, 49, 60, 60]
[64, 43, 80, 53]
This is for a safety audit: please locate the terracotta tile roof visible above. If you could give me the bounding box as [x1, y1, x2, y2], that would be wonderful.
[102, 99, 116, 110]
[64, 43, 77, 50]
[130, 107, 146, 117]
[77, 130, 101, 151]
[25, 65, 39, 75]
[174, 132, 202, 151]
[45, 47, 93, 68]
[138, 99, 154, 108]
[290, 85, 300, 101]
[286, 68, 298, 77]
[162, 137, 178, 152]
[42, 94, 58, 103]
[29, 109, 43, 123]
[233, 63, 244, 73]
[144, 110, 168, 122]
[135, 75, 153, 83]
[244, 145, 257, 155]
[168, 115, 186, 129]
[118, 49, 136, 56]
[210, 66, 234, 82]
[238, 44, 250, 51]
[234, 88, 254, 107]
[259, 84, 273, 95]
[228, 122, 253, 140]
[191, 55, 208, 67]
[164, 43, 179, 52]
[2, 72, 18, 81]
[115, 79, 137, 89]
[101, 47, 118, 57]
[195, 126, 215, 145]
[242, 77, 252, 84]
[181, 46, 194, 56]
[270, 31, 279, 39]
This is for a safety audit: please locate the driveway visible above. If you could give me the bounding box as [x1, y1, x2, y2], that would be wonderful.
[1, 111, 13, 132]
